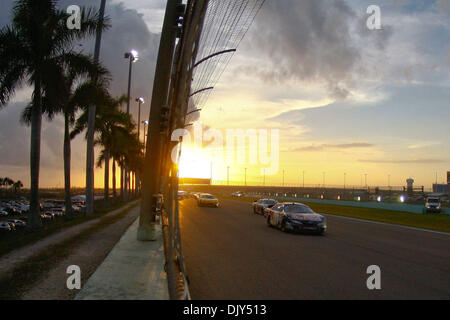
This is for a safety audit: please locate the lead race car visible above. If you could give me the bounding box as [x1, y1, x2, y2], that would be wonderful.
[265, 202, 327, 235]
[197, 194, 220, 207]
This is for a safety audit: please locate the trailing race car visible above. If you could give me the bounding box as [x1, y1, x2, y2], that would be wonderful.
[424, 197, 442, 213]
[265, 202, 326, 235]
[197, 194, 220, 207]
[252, 199, 277, 215]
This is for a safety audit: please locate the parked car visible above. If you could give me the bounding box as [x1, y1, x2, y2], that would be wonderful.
[52, 208, 65, 217]
[0, 210, 8, 217]
[265, 202, 327, 235]
[0, 222, 12, 232]
[4, 207, 18, 215]
[7, 219, 26, 228]
[424, 197, 442, 213]
[231, 191, 244, 197]
[197, 194, 220, 207]
[5, 221, 16, 231]
[252, 199, 278, 215]
[41, 213, 53, 222]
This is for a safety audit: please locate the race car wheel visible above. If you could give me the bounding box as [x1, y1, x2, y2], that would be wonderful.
[280, 220, 287, 233]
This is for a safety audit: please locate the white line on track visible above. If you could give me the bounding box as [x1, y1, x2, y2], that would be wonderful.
[322, 213, 450, 236]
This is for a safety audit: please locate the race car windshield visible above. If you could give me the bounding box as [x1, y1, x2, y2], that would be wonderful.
[428, 199, 439, 203]
[284, 204, 314, 213]
[262, 200, 277, 205]
[202, 195, 216, 199]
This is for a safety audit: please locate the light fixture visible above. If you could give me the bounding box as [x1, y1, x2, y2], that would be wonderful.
[124, 49, 139, 62]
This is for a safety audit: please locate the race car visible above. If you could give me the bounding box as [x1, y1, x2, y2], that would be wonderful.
[265, 202, 326, 235]
[252, 198, 278, 215]
[424, 197, 442, 213]
[197, 194, 220, 207]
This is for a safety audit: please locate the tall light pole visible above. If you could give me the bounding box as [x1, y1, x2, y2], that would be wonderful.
[134, 97, 144, 195]
[344, 172, 346, 189]
[142, 120, 149, 146]
[244, 168, 247, 186]
[123, 49, 138, 199]
[210, 162, 213, 184]
[365, 173, 368, 189]
[388, 174, 391, 188]
[125, 50, 138, 113]
[303, 170, 305, 188]
[86, 0, 107, 215]
[135, 97, 144, 141]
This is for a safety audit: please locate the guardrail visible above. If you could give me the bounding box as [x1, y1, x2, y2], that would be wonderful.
[272, 196, 450, 215]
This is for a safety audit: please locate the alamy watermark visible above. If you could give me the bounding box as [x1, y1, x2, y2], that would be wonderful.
[66, 5, 81, 30]
[171, 122, 280, 175]
[66, 265, 81, 290]
[366, 5, 382, 30]
[366, 265, 381, 290]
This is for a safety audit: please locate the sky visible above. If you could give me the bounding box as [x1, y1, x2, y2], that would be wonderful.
[0, 0, 449, 189]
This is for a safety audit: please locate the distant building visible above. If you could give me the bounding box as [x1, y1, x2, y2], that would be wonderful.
[432, 184, 450, 195]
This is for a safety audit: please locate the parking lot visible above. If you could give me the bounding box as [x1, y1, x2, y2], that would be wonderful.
[0, 198, 86, 233]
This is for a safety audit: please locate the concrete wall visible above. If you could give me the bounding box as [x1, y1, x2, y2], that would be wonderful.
[273, 196, 450, 215]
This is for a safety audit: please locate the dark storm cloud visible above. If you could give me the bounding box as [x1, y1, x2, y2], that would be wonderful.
[239, 0, 392, 100]
[294, 142, 374, 152]
[0, 0, 160, 183]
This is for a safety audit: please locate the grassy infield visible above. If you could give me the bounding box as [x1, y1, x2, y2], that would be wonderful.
[0, 201, 138, 299]
[225, 196, 450, 233]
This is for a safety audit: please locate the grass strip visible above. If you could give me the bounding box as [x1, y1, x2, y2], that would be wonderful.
[0, 202, 138, 300]
[0, 200, 137, 259]
[223, 196, 450, 233]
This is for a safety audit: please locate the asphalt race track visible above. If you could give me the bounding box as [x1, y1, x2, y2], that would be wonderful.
[180, 198, 450, 299]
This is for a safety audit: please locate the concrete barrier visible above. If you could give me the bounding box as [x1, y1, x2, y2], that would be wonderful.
[273, 197, 450, 215]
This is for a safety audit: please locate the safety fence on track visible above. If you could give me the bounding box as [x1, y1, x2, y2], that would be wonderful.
[149, 0, 265, 300]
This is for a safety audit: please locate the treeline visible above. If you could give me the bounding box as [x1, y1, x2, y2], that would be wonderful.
[0, 1, 143, 230]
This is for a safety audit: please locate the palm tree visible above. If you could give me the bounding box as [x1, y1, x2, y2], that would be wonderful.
[0, 0, 108, 231]
[13, 180, 23, 194]
[62, 78, 109, 217]
[22, 63, 110, 220]
[72, 95, 132, 203]
[3, 177, 14, 190]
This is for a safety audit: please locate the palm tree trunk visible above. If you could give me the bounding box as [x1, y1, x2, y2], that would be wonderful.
[64, 112, 73, 220]
[104, 149, 110, 202]
[120, 164, 124, 200]
[28, 80, 43, 231]
[112, 157, 117, 199]
[133, 172, 136, 198]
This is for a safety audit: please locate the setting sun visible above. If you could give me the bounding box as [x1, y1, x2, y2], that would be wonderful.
[178, 146, 212, 179]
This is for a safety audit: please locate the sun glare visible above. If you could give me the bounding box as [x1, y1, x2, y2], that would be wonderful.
[178, 147, 212, 179]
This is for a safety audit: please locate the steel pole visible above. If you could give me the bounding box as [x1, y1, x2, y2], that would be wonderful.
[137, 100, 141, 140]
[124, 56, 133, 200]
[138, 0, 179, 241]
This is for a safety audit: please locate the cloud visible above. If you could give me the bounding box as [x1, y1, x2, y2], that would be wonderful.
[238, 0, 393, 100]
[407, 141, 441, 149]
[0, 0, 161, 186]
[294, 142, 374, 152]
[358, 159, 446, 164]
